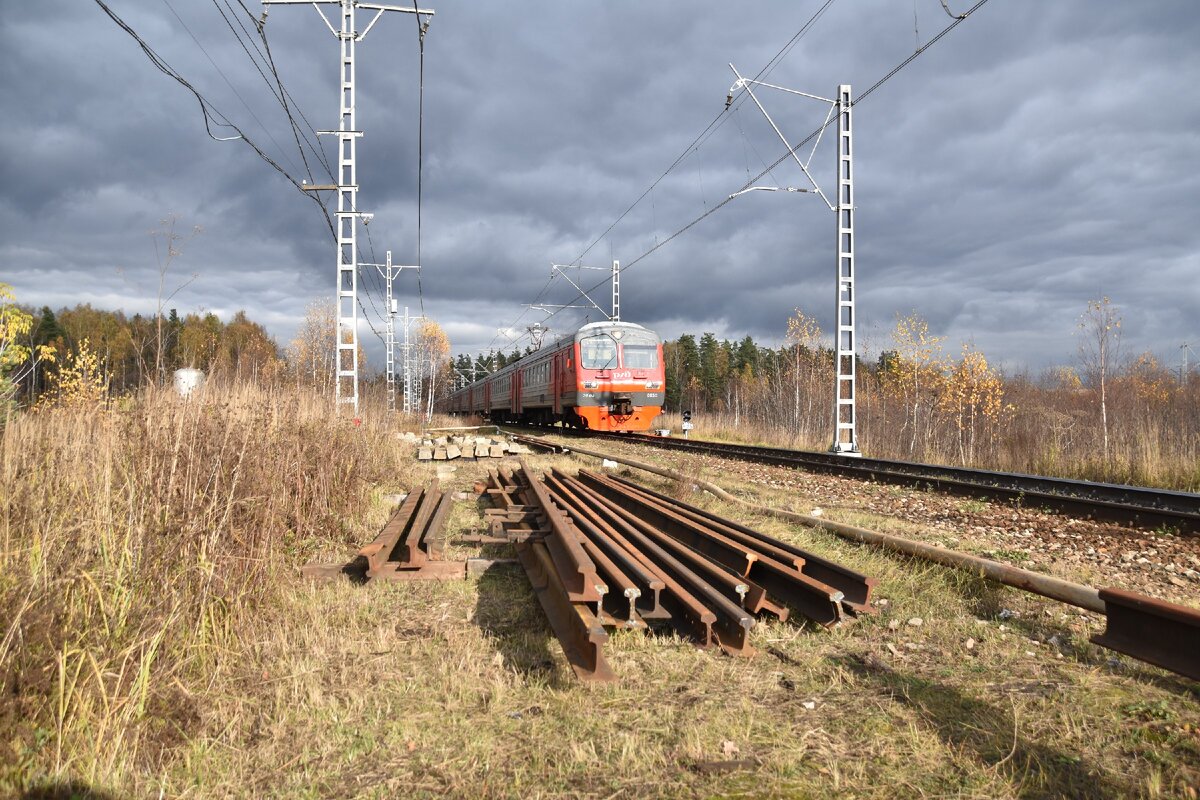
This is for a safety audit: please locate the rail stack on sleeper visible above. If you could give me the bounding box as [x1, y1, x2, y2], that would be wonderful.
[477, 460, 877, 682]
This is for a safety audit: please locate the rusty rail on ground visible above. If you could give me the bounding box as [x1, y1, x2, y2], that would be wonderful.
[511, 433, 1200, 682]
[301, 478, 465, 581]
[478, 459, 877, 681]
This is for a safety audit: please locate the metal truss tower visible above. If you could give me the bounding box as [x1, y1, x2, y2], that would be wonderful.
[831, 85, 858, 454]
[725, 67, 860, 455]
[362, 251, 420, 411]
[547, 259, 622, 322]
[401, 306, 414, 414]
[263, 0, 434, 414]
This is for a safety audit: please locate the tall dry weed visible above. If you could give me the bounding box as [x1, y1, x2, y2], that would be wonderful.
[0, 383, 412, 793]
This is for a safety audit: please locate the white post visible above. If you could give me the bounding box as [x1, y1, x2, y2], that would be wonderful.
[612, 259, 620, 322]
[831, 84, 860, 454]
[334, 1, 360, 412]
[384, 250, 395, 411]
[402, 306, 413, 414]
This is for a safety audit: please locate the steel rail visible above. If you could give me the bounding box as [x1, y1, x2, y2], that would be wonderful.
[502, 425, 1200, 533]
[576, 469, 845, 626]
[515, 433, 1200, 681]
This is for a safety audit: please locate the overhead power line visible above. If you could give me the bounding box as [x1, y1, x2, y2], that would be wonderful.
[160, 0, 305, 179]
[483, 0, 840, 357]
[93, 0, 337, 240]
[494, 0, 993, 356]
[210, 0, 336, 184]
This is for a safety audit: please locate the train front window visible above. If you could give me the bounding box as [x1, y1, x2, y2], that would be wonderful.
[580, 336, 618, 370]
[621, 344, 658, 369]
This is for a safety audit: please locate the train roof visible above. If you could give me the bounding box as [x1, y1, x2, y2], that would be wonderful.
[574, 321, 658, 342]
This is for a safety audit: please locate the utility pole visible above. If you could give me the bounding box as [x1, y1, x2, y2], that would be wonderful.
[402, 306, 413, 414]
[1182, 342, 1193, 387]
[263, 0, 434, 414]
[361, 250, 420, 412]
[612, 259, 620, 322]
[831, 85, 858, 455]
[724, 67, 860, 455]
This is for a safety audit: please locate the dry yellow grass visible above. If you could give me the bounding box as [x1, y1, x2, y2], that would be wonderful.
[3, 392, 1198, 799]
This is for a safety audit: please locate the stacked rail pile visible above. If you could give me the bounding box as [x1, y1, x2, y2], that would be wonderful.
[479, 461, 877, 681]
[303, 478, 466, 581]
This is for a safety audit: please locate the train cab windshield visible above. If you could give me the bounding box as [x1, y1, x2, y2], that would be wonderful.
[579, 329, 660, 370]
[580, 336, 618, 370]
[621, 344, 658, 369]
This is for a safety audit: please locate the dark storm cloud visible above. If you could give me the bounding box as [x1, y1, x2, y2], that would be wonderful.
[3, 0, 1198, 374]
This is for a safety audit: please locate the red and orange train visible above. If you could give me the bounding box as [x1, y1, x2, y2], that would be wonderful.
[438, 321, 665, 433]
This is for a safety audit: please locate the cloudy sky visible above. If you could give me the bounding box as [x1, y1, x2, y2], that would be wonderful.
[3, 1, 1198, 374]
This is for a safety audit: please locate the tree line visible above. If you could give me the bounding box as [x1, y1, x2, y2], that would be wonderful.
[5, 279, 1194, 488]
[451, 302, 1196, 489]
[0, 284, 456, 420]
[5, 300, 281, 402]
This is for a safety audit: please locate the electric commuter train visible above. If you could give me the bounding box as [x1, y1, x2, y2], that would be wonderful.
[438, 321, 665, 433]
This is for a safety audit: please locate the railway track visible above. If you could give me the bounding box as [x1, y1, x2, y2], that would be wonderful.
[501, 425, 1200, 533]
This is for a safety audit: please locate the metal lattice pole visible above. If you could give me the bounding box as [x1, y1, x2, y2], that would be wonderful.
[362, 250, 420, 413]
[385, 252, 395, 411]
[612, 259, 620, 322]
[334, 1, 360, 412]
[724, 66, 861, 455]
[831, 85, 860, 454]
[402, 306, 413, 414]
[262, 0, 434, 415]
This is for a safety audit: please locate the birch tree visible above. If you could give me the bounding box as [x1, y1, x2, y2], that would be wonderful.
[1077, 297, 1122, 460]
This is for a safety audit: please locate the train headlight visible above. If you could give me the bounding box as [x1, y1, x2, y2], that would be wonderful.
[582, 380, 598, 389]
[645, 381, 662, 389]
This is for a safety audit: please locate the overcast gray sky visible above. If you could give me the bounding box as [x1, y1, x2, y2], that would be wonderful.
[3, 1, 1198, 373]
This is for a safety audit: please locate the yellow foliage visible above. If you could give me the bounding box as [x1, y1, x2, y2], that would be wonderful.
[1049, 366, 1083, 391]
[417, 319, 451, 360]
[785, 308, 821, 351]
[938, 343, 1008, 464]
[39, 338, 109, 410]
[0, 282, 34, 374]
[882, 311, 946, 401]
[1124, 352, 1173, 409]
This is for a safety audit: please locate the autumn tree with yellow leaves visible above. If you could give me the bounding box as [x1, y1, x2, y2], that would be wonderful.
[939, 343, 1008, 465]
[784, 308, 828, 438]
[1, 283, 57, 422]
[881, 312, 947, 456]
[38, 338, 110, 410]
[415, 318, 451, 420]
